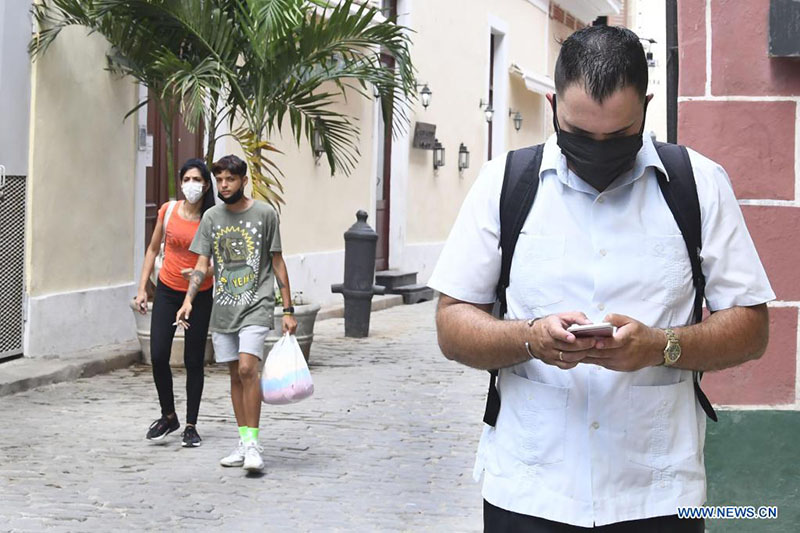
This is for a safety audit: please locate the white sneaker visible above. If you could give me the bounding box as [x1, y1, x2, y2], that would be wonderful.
[243, 441, 265, 473]
[219, 439, 246, 467]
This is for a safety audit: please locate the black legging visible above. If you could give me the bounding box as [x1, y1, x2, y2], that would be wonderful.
[150, 280, 213, 425]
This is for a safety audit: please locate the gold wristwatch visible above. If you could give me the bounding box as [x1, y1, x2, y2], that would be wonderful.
[663, 328, 681, 366]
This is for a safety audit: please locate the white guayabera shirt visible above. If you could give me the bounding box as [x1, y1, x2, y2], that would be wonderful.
[427, 133, 775, 527]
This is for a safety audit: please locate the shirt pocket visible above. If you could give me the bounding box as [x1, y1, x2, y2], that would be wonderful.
[511, 234, 565, 308]
[495, 371, 569, 466]
[625, 378, 700, 470]
[637, 235, 688, 308]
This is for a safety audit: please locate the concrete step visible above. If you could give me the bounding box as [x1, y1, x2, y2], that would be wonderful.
[392, 284, 435, 305]
[375, 270, 418, 291]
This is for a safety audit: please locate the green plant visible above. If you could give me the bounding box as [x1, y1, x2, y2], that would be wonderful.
[30, 0, 417, 209]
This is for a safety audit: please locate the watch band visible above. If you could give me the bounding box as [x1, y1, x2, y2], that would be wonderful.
[283, 306, 295, 315]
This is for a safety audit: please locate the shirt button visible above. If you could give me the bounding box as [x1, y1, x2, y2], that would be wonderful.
[599, 249, 607, 257]
[591, 422, 600, 430]
[597, 197, 605, 204]
[598, 303, 605, 311]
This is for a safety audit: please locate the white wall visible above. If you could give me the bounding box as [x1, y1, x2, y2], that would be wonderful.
[629, 0, 668, 141]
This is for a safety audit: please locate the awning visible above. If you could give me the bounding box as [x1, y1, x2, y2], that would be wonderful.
[509, 63, 555, 95]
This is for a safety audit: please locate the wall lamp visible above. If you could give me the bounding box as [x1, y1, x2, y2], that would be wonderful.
[433, 138, 445, 170]
[640, 37, 657, 67]
[458, 143, 470, 172]
[479, 99, 494, 123]
[509, 109, 523, 131]
[416, 83, 432, 109]
[312, 120, 325, 164]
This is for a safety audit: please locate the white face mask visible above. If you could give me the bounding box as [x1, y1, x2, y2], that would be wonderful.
[182, 181, 205, 204]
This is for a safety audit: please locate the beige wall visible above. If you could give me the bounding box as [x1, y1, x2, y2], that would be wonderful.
[27, 27, 138, 296]
[404, 0, 551, 245]
[216, 1, 555, 263]
[216, 83, 376, 257]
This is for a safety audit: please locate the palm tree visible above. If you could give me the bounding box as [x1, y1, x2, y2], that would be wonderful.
[29, 0, 417, 208]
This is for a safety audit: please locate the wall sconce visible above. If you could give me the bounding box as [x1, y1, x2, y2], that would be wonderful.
[312, 120, 325, 164]
[458, 143, 470, 172]
[509, 109, 523, 131]
[416, 83, 432, 109]
[640, 37, 657, 67]
[479, 99, 494, 123]
[433, 138, 445, 169]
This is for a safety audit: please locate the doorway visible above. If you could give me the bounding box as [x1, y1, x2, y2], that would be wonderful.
[375, 0, 397, 272]
[144, 90, 205, 249]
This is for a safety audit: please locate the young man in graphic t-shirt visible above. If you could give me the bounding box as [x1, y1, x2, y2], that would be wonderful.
[177, 154, 297, 473]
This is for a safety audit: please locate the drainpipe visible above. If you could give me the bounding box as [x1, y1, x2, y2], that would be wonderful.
[666, 0, 678, 144]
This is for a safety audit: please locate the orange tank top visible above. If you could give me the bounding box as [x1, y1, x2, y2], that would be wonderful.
[158, 201, 214, 292]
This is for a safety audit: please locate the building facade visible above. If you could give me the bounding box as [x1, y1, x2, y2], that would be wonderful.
[678, 0, 800, 409]
[0, 0, 622, 360]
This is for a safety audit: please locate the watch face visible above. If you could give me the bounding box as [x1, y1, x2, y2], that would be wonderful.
[665, 344, 681, 364]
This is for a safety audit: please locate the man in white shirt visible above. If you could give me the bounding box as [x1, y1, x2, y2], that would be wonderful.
[429, 25, 774, 532]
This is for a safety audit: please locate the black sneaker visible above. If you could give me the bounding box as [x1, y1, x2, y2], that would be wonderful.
[181, 426, 202, 448]
[146, 415, 179, 441]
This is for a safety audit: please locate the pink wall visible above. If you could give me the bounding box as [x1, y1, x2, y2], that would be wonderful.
[678, 0, 800, 407]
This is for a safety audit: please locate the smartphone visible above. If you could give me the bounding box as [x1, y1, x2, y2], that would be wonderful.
[567, 322, 616, 337]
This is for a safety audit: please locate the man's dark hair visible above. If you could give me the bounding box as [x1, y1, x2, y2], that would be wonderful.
[212, 154, 247, 177]
[554, 25, 648, 103]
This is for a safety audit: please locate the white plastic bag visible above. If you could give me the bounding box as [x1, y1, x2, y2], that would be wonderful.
[261, 333, 314, 405]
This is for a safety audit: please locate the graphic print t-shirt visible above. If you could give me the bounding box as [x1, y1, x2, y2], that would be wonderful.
[189, 201, 282, 333]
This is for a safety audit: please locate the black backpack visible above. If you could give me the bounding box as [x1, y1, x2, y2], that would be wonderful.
[483, 142, 718, 427]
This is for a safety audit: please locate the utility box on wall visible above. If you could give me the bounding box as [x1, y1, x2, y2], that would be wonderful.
[769, 0, 800, 57]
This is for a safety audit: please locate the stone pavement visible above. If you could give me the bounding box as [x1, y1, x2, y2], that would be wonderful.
[2, 299, 799, 532]
[0, 301, 487, 532]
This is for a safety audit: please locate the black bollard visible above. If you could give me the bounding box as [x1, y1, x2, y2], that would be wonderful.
[331, 210, 385, 337]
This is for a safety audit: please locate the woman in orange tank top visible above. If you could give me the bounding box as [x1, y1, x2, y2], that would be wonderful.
[134, 159, 215, 447]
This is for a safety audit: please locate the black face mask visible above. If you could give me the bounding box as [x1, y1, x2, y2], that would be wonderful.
[552, 95, 647, 192]
[218, 184, 245, 205]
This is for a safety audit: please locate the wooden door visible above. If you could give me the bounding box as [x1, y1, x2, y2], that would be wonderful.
[144, 91, 205, 249]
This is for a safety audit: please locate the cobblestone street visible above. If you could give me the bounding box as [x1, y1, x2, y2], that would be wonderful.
[0, 301, 487, 532]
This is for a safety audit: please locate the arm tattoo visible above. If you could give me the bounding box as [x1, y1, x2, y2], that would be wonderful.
[186, 270, 205, 301]
[276, 277, 285, 289]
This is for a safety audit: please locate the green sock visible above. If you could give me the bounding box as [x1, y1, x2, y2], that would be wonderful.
[248, 427, 260, 444]
[238, 426, 249, 443]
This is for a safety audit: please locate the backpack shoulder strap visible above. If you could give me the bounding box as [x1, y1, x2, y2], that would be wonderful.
[484, 144, 544, 427]
[653, 142, 718, 423]
[496, 144, 545, 317]
[653, 142, 704, 324]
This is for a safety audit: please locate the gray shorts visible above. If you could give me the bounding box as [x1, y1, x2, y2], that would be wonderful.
[211, 325, 271, 364]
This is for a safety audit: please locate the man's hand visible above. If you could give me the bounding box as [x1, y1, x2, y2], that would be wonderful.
[527, 312, 597, 370]
[580, 313, 666, 371]
[181, 268, 193, 281]
[282, 314, 298, 335]
[176, 302, 193, 329]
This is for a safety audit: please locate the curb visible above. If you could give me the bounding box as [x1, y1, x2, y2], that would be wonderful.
[0, 298, 411, 398]
[317, 294, 405, 321]
[0, 344, 141, 398]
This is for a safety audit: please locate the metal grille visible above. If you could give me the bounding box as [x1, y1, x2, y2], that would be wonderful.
[0, 175, 26, 359]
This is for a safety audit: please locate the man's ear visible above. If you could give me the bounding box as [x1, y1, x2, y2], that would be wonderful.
[646, 93, 654, 105]
[546, 92, 555, 106]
